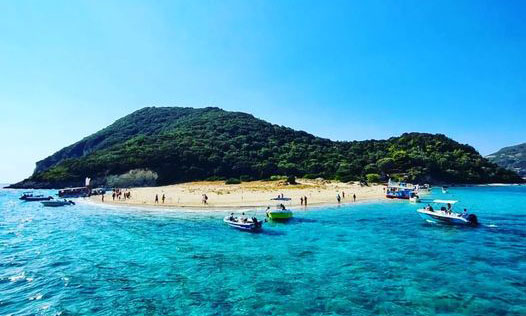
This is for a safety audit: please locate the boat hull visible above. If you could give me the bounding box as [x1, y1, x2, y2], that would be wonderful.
[266, 210, 293, 221]
[20, 196, 53, 202]
[417, 209, 472, 226]
[223, 217, 262, 232]
[41, 201, 75, 207]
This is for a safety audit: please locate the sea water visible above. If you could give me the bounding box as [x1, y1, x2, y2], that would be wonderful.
[0, 186, 525, 315]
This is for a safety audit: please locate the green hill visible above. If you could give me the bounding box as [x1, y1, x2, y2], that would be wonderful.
[10, 107, 523, 188]
[487, 143, 526, 178]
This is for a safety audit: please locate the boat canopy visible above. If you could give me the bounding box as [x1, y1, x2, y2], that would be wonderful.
[432, 199, 458, 204]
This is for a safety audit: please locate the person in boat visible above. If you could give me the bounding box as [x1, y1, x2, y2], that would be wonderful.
[426, 204, 434, 212]
[461, 208, 468, 218]
[280, 203, 286, 210]
[229, 213, 235, 221]
[447, 203, 452, 214]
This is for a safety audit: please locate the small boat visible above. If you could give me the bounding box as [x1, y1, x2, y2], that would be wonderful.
[41, 200, 75, 207]
[409, 192, 420, 203]
[385, 179, 416, 199]
[417, 200, 478, 226]
[58, 187, 91, 198]
[19, 192, 53, 202]
[224, 215, 263, 232]
[442, 186, 449, 194]
[266, 205, 293, 221]
[386, 188, 414, 199]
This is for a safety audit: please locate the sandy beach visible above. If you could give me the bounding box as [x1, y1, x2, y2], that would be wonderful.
[90, 179, 386, 210]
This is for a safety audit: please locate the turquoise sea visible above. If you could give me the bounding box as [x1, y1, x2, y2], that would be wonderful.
[1, 186, 525, 315]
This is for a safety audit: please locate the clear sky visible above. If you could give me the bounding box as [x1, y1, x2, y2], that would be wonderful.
[0, 1, 525, 183]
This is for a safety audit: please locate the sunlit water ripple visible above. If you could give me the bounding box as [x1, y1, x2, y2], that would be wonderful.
[1, 186, 525, 315]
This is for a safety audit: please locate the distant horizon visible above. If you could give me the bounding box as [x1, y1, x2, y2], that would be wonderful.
[1, 1, 525, 182]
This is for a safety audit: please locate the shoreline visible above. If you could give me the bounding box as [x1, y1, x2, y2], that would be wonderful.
[88, 179, 387, 212]
[81, 195, 390, 214]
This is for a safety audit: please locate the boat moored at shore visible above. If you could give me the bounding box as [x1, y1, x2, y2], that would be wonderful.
[41, 200, 75, 207]
[266, 204, 293, 221]
[58, 187, 91, 198]
[224, 214, 263, 232]
[385, 179, 416, 199]
[19, 192, 53, 202]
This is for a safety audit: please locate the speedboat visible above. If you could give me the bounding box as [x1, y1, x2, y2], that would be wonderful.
[266, 205, 293, 221]
[20, 192, 53, 202]
[224, 215, 263, 232]
[417, 200, 478, 226]
[41, 200, 75, 207]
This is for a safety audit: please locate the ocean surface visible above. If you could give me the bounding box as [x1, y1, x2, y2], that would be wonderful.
[1, 186, 525, 316]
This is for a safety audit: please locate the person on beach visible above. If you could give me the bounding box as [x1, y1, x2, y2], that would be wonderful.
[337, 194, 341, 203]
[353, 194, 356, 202]
[102, 194, 104, 202]
[342, 191, 345, 199]
[155, 194, 159, 203]
[300, 196, 304, 205]
[112, 192, 115, 201]
[162, 194, 165, 204]
[304, 196, 308, 206]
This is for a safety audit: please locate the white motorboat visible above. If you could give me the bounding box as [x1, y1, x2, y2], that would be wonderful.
[224, 214, 263, 232]
[41, 200, 75, 207]
[417, 200, 478, 226]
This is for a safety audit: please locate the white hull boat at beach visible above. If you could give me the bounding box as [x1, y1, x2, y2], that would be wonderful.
[41, 200, 75, 207]
[224, 216, 263, 232]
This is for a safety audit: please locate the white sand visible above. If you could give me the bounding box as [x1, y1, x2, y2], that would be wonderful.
[91, 179, 386, 211]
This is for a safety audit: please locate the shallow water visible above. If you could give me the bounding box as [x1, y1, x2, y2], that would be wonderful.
[1, 186, 525, 315]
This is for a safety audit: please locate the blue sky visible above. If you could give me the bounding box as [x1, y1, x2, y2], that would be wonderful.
[0, 1, 525, 183]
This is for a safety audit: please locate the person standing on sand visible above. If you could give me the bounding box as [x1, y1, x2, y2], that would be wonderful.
[102, 194, 104, 202]
[342, 191, 345, 199]
[304, 196, 307, 206]
[162, 194, 165, 204]
[353, 194, 356, 202]
[112, 192, 115, 201]
[337, 194, 341, 203]
[300, 196, 304, 206]
[155, 194, 159, 203]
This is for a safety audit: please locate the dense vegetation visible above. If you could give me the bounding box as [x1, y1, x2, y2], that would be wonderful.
[11, 107, 523, 188]
[487, 143, 526, 178]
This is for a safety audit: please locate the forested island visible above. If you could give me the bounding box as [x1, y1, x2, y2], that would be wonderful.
[10, 107, 523, 189]
[487, 143, 526, 178]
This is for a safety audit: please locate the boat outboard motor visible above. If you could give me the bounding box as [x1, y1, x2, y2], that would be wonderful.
[467, 214, 478, 226]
